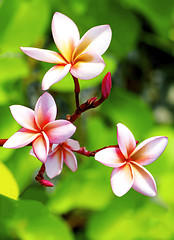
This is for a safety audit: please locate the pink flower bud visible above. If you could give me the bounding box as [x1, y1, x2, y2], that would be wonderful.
[101, 72, 112, 99]
[40, 179, 54, 187]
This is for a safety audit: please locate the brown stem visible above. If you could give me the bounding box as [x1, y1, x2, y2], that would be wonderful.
[35, 163, 45, 182]
[72, 76, 80, 108]
[72, 145, 119, 157]
[67, 96, 105, 123]
[35, 163, 54, 187]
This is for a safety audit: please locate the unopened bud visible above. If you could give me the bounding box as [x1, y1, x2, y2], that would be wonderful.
[40, 179, 54, 187]
[87, 97, 97, 105]
[101, 72, 112, 99]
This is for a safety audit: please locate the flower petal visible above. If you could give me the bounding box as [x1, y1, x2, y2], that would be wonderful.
[130, 136, 168, 166]
[44, 120, 76, 144]
[131, 162, 157, 197]
[73, 25, 112, 58]
[111, 163, 133, 197]
[3, 128, 39, 149]
[117, 123, 136, 159]
[20, 47, 66, 64]
[63, 147, 78, 172]
[10, 105, 38, 131]
[30, 148, 35, 157]
[52, 12, 80, 62]
[32, 132, 49, 163]
[64, 139, 80, 150]
[42, 64, 71, 90]
[34, 92, 57, 129]
[70, 52, 105, 80]
[45, 147, 63, 178]
[95, 147, 126, 168]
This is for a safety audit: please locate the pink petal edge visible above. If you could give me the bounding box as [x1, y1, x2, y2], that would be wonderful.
[130, 136, 168, 166]
[95, 147, 126, 168]
[131, 162, 157, 197]
[44, 120, 76, 144]
[34, 92, 57, 129]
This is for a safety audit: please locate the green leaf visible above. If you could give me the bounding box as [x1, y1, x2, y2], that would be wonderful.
[0, 0, 21, 37]
[86, 196, 172, 240]
[121, 0, 174, 38]
[0, 55, 29, 83]
[86, 115, 117, 150]
[0, 162, 19, 200]
[0, 0, 50, 52]
[48, 164, 113, 214]
[0, 105, 19, 161]
[0, 53, 29, 105]
[158, 172, 174, 208]
[0, 195, 17, 239]
[6, 148, 40, 193]
[100, 87, 154, 140]
[10, 200, 74, 240]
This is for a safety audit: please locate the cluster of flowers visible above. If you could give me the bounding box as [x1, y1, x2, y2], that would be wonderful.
[3, 12, 168, 197]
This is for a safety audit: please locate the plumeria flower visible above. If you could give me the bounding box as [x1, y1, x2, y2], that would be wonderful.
[20, 12, 112, 90]
[31, 139, 80, 178]
[3, 92, 76, 163]
[95, 123, 168, 197]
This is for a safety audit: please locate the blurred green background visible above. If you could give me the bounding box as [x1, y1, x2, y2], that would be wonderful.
[0, 0, 174, 239]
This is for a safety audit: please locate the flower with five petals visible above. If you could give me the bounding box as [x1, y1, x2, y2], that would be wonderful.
[21, 12, 112, 90]
[95, 123, 168, 197]
[31, 139, 80, 179]
[3, 92, 76, 163]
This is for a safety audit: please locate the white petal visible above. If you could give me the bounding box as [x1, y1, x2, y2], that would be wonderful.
[74, 25, 112, 58]
[20, 47, 66, 64]
[42, 64, 71, 90]
[45, 147, 63, 178]
[131, 162, 157, 197]
[130, 136, 168, 166]
[34, 92, 57, 129]
[70, 52, 105, 80]
[95, 147, 125, 168]
[32, 132, 50, 163]
[10, 105, 38, 131]
[111, 163, 133, 197]
[63, 147, 78, 172]
[30, 148, 35, 157]
[52, 12, 80, 62]
[3, 128, 39, 149]
[117, 123, 136, 159]
[64, 139, 80, 150]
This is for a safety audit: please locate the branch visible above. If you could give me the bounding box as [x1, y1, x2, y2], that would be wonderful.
[72, 145, 119, 157]
[67, 72, 112, 123]
[72, 76, 80, 108]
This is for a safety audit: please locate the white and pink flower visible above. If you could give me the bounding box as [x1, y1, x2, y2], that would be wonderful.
[3, 92, 76, 163]
[95, 123, 168, 197]
[21, 12, 112, 90]
[31, 138, 80, 178]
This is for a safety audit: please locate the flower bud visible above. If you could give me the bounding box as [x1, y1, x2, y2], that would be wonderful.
[87, 97, 97, 105]
[101, 72, 112, 99]
[40, 179, 54, 187]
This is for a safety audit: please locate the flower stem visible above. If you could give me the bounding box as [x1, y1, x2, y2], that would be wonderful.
[35, 163, 54, 187]
[72, 76, 80, 108]
[72, 145, 119, 157]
